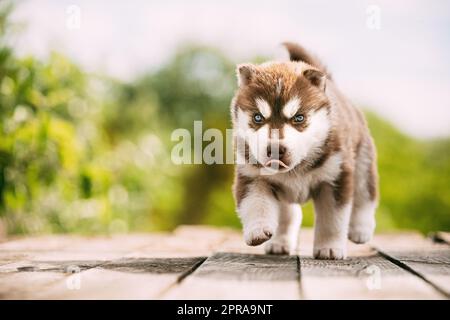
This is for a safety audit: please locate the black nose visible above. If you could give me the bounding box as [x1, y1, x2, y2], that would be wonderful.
[267, 144, 286, 159]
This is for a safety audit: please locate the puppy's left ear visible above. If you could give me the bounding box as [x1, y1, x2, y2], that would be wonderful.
[303, 69, 326, 91]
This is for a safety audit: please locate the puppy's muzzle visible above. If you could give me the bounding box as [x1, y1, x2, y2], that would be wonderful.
[265, 143, 289, 168]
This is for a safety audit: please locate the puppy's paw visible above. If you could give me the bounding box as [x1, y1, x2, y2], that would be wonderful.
[313, 247, 346, 260]
[244, 225, 274, 246]
[265, 238, 293, 255]
[348, 227, 373, 244]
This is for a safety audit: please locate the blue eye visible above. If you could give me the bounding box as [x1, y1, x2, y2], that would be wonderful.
[293, 114, 305, 123]
[253, 113, 264, 124]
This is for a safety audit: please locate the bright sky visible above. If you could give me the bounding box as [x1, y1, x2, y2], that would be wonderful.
[11, 0, 450, 138]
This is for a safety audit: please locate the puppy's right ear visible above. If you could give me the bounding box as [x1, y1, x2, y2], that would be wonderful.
[236, 63, 256, 87]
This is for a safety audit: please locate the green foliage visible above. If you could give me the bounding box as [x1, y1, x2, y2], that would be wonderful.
[366, 112, 450, 233]
[0, 4, 448, 235]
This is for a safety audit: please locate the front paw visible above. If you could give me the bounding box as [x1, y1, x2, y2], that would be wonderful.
[244, 224, 274, 246]
[348, 227, 373, 244]
[313, 247, 346, 260]
[265, 237, 293, 255]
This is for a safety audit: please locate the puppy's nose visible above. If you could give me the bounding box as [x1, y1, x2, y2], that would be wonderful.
[266, 144, 286, 159]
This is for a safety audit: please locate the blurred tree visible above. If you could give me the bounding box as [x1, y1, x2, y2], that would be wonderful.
[0, 2, 179, 233]
[118, 45, 237, 225]
[366, 112, 450, 232]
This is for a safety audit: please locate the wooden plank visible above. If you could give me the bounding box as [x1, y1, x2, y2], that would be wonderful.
[0, 234, 170, 299]
[300, 254, 441, 299]
[377, 249, 450, 298]
[32, 257, 206, 299]
[214, 231, 266, 255]
[297, 230, 443, 299]
[173, 225, 235, 240]
[123, 226, 232, 258]
[0, 233, 175, 250]
[0, 234, 172, 262]
[430, 231, 450, 246]
[0, 235, 149, 299]
[0, 227, 230, 299]
[1, 226, 449, 299]
[0, 255, 205, 299]
[0, 258, 104, 299]
[0, 259, 102, 273]
[0, 231, 210, 299]
[164, 228, 444, 299]
[372, 234, 450, 298]
[0, 271, 66, 300]
[163, 252, 300, 299]
[0, 269, 188, 300]
[34, 228, 218, 299]
[162, 226, 300, 299]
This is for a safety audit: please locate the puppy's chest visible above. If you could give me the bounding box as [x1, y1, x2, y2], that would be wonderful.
[269, 153, 342, 204]
[269, 173, 317, 203]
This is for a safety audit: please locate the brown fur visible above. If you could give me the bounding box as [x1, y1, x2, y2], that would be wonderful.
[232, 43, 378, 209]
[283, 42, 331, 79]
[233, 173, 253, 207]
[232, 43, 379, 257]
[234, 62, 329, 138]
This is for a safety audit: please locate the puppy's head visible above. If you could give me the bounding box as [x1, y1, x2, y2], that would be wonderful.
[232, 61, 331, 173]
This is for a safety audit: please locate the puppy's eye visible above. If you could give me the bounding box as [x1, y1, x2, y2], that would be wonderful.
[293, 114, 305, 123]
[253, 113, 265, 124]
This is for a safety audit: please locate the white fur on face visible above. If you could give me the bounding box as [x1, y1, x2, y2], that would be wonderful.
[255, 98, 271, 118]
[282, 108, 330, 169]
[235, 108, 270, 166]
[235, 107, 330, 171]
[282, 97, 301, 118]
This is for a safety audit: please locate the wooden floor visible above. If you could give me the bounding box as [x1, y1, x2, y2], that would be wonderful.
[0, 226, 449, 299]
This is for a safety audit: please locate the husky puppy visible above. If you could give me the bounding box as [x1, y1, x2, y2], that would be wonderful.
[231, 43, 378, 259]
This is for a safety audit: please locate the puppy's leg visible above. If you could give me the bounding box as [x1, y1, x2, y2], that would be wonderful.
[313, 184, 352, 260]
[265, 203, 302, 255]
[348, 201, 376, 244]
[348, 138, 378, 244]
[237, 179, 279, 246]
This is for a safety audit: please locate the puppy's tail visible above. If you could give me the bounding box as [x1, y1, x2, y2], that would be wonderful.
[283, 42, 331, 79]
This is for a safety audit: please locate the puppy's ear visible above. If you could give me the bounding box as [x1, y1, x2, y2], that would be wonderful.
[303, 69, 326, 91]
[236, 63, 256, 87]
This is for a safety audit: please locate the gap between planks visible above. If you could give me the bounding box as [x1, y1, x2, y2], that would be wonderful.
[1, 226, 449, 299]
[162, 227, 449, 300]
[155, 257, 208, 299]
[0, 229, 228, 299]
[375, 248, 450, 299]
[370, 232, 450, 299]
